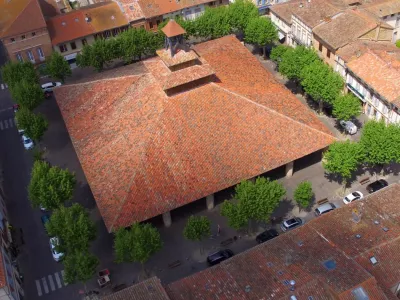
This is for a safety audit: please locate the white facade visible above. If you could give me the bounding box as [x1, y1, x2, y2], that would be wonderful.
[380, 12, 400, 42]
[270, 12, 291, 41]
[163, 4, 206, 21]
[346, 72, 400, 123]
[290, 15, 312, 47]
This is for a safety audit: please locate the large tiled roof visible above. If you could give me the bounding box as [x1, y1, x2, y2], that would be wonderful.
[0, 0, 47, 38]
[102, 277, 171, 300]
[55, 35, 335, 231]
[366, 0, 400, 17]
[114, 0, 145, 22]
[347, 50, 400, 104]
[138, 0, 212, 18]
[313, 10, 378, 50]
[337, 40, 400, 62]
[47, 2, 129, 45]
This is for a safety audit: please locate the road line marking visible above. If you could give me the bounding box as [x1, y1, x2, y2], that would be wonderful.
[0, 84, 3, 90]
[35, 280, 42, 297]
[3, 120, 8, 129]
[8, 118, 13, 128]
[5, 84, 8, 88]
[61, 270, 68, 286]
[54, 272, 62, 289]
[0, 121, 3, 130]
[48, 275, 55, 291]
[41, 277, 49, 294]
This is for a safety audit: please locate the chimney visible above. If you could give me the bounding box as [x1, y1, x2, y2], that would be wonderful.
[85, 14, 91, 22]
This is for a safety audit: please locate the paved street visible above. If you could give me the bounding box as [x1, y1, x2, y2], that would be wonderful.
[0, 48, 399, 300]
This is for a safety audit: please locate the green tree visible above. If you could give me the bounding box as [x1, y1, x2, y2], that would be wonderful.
[333, 94, 362, 121]
[245, 17, 278, 58]
[46, 204, 96, 253]
[323, 141, 365, 192]
[360, 120, 400, 175]
[293, 181, 313, 209]
[195, 6, 232, 39]
[221, 178, 285, 230]
[45, 52, 71, 83]
[228, 0, 259, 32]
[279, 46, 319, 81]
[15, 108, 48, 141]
[118, 28, 159, 62]
[114, 223, 162, 274]
[396, 40, 400, 48]
[300, 60, 343, 112]
[183, 216, 211, 253]
[28, 161, 76, 210]
[76, 39, 117, 71]
[10, 80, 44, 110]
[63, 250, 99, 287]
[270, 45, 291, 66]
[1, 61, 38, 87]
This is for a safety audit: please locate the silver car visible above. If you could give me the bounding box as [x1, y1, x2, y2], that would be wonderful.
[339, 120, 357, 135]
[315, 203, 336, 216]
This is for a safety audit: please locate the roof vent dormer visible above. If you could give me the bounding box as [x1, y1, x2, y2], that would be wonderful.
[85, 14, 91, 23]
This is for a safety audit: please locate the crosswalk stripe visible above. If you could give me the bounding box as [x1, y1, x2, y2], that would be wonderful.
[0, 84, 3, 90]
[8, 118, 14, 128]
[48, 275, 55, 291]
[54, 272, 62, 289]
[0, 121, 3, 131]
[3, 120, 8, 129]
[35, 280, 42, 297]
[41, 277, 49, 294]
[5, 84, 8, 88]
[61, 270, 68, 286]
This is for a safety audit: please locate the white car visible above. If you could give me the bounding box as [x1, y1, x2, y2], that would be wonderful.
[21, 135, 34, 150]
[49, 237, 64, 262]
[339, 120, 357, 135]
[343, 191, 364, 205]
[41, 82, 62, 92]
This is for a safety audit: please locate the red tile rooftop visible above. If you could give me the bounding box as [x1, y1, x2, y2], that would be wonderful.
[156, 49, 199, 68]
[55, 35, 335, 232]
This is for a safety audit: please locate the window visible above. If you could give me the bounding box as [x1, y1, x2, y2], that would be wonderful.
[16, 53, 23, 62]
[82, 38, 87, 46]
[391, 14, 395, 17]
[319, 42, 323, 52]
[149, 21, 153, 28]
[157, 19, 161, 26]
[26, 50, 34, 62]
[348, 76, 353, 85]
[70, 42, 77, 50]
[10, 38, 15, 43]
[104, 30, 111, 38]
[32, 32, 36, 36]
[327, 49, 331, 58]
[396, 17, 400, 27]
[59, 44, 67, 53]
[21, 35, 25, 40]
[219, 0, 222, 3]
[37, 47, 44, 58]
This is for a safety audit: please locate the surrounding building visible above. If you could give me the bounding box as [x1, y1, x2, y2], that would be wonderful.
[0, 0, 53, 64]
[46, 2, 129, 66]
[251, 0, 290, 15]
[365, 0, 400, 42]
[54, 22, 335, 232]
[102, 183, 400, 299]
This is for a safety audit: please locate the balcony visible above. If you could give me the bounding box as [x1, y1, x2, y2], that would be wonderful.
[347, 83, 365, 102]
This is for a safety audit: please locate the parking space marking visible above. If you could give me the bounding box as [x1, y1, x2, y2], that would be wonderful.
[54, 272, 62, 289]
[35, 280, 42, 296]
[41, 277, 49, 294]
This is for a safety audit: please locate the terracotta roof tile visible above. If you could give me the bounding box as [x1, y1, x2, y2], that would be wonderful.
[114, 0, 145, 22]
[156, 49, 199, 68]
[102, 277, 171, 300]
[47, 2, 128, 45]
[346, 50, 400, 103]
[366, 0, 400, 17]
[0, 0, 47, 38]
[313, 10, 378, 50]
[337, 40, 400, 63]
[161, 20, 186, 37]
[55, 36, 335, 231]
[138, 0, 212, 18]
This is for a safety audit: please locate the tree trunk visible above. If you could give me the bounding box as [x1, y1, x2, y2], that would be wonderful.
[262, 46, 266, 60]
[318, 100, 323, 114]
[342, 179, 347, 196]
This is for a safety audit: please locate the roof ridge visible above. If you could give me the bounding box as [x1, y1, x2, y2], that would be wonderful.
[1, 0, 36, 37]
[212, 83, 336, 140]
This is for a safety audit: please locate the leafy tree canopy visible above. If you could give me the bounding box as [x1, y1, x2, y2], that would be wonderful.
[1, 61, 38, 87]
[195, 6, 232, 39]
[323, 140, 365, 182]
[118, 28, 160, 62]
[28, 161, 76, 210]
[183, 215, 211, 242]
[46, 204, 96, 253]
[76, 39, 117, 71]
[270, 45, 292, 65]
[293, 181, 313, 209]
[46, 52, 72, 83]
[114, 223, 162, 264]
[221, 178, 285, 229]
[16, 108, 48, 141]
[300, 60, 343, 105]
[10, 80, 44, 110]
[333, 94, 362, 121]
[228, 0, 259, 32]
[279, 46, 319, 80]
[245, 17, 278, 47]
[63, 250, 99, 285]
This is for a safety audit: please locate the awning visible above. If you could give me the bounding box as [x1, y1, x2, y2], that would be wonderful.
[64, 52, 78, 61]
[258, 4, 270, 10]
[278, 32, 285, 40]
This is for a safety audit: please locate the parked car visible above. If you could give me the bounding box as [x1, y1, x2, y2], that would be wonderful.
[41, 82, 62, 92]
[40, 205, 48, 212]
[343, 191, 364, 205]
[21, 135, 34, 150]
[315, 203, 336, 216]
[41, 214, 50, 231]
[366, 179, 388, 193]
[12, 104, 19, 113]
[280, 217, 303, 232]
[256, 228, 279, 244]
[49, 237, 64, 262]
[207, 249, 234, 266]
[339, 120, 357, 135]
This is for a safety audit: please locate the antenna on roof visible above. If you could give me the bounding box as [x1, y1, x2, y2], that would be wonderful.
[352, 208, 362, 223]
[299, 2, 303, 7]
